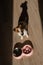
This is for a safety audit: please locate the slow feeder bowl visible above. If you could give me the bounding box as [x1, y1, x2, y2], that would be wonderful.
[22, 40, 34, 56]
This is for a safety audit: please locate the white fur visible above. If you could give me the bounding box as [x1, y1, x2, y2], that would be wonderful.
[24, 29, 28, 38]
[17, 28, 28, 40]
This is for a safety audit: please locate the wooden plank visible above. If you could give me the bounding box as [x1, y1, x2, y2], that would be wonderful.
[13, 0, 43, 65]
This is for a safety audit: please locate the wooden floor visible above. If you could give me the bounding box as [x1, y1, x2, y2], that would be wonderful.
[13, 0, 43, 65]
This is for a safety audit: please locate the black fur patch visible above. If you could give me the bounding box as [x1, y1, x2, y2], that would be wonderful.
[18, 1, 29, 31]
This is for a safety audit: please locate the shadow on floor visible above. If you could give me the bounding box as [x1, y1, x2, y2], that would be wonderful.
[38, 0, 43, 31]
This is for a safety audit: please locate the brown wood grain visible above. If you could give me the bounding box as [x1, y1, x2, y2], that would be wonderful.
[13, 0, 43, 65]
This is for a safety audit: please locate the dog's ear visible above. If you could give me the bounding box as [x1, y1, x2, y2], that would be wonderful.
[13, 26, 18, 31]
[13, 27, 20, 32]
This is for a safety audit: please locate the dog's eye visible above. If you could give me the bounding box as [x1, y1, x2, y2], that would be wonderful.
[13, 48, 22, 57]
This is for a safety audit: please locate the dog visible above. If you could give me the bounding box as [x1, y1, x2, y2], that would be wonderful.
[13, 1, 29, 39]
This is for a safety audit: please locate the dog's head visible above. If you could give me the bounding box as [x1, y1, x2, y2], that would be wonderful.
[13, 25, 24, 36]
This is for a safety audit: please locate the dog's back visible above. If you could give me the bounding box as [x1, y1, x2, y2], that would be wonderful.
[18, 1, 28, 27]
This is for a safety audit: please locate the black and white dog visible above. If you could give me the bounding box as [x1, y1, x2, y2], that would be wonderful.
[14, 1, 29, 39]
